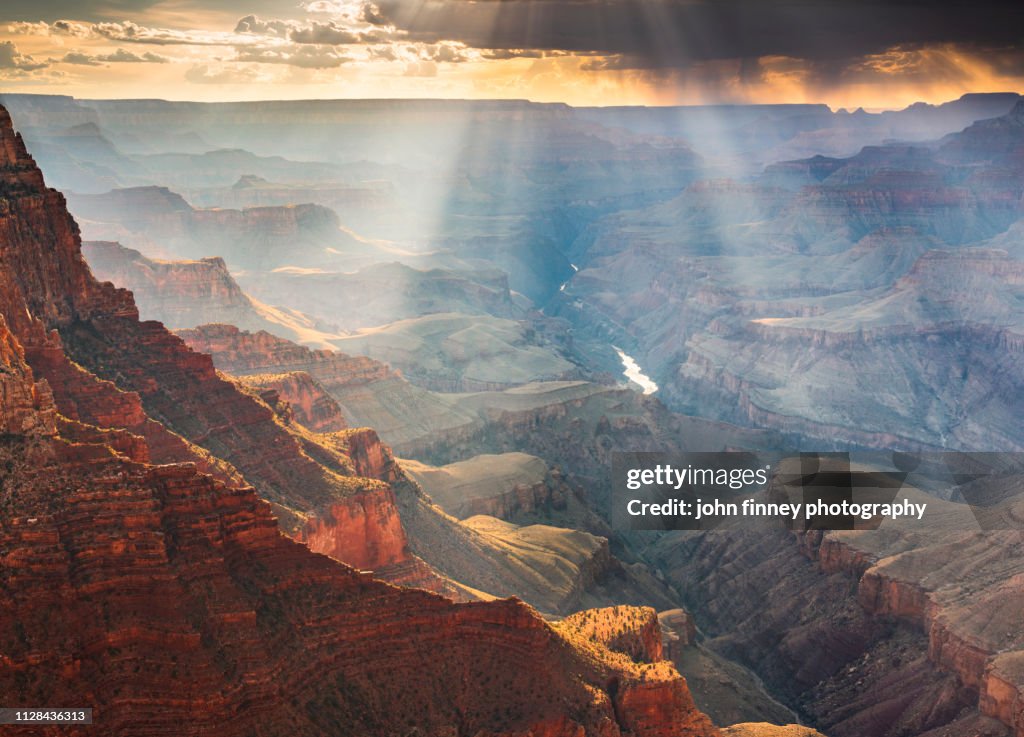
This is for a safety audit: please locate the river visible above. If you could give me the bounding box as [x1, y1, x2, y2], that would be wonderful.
[612, 346, 658, 395]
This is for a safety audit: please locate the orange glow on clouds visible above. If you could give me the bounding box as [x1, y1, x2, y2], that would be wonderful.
[1, 16, 1021, 109]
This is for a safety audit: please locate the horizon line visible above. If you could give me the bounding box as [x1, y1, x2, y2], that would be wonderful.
[2, 89, 1020, 114]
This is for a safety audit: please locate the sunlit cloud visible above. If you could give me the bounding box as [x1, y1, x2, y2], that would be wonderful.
[11, 18, 266, 47]
[233, 15, 293, 38]
[0, 40, 47, 71]
[8, 20, 91, 37]
[184, 62, 267, 84]
[289, 20, 393, 45]
[235, 44, 350, 68]
[59, 48, 170, 65]
[93, 20, 254, 46]
[301, 0, 388, 25]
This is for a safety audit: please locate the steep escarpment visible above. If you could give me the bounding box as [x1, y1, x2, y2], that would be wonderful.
[177, 323, 481, 448]
[178, 323, 397, 389]
[674, 249, 1024, 450]
[1, 104, 444, 589]
[0, 102, 721, 737]
[68, 186, 352, 272]
[823, 522, 1024, 736]
[803, 516, 1024, 737]
[401, 452, 570, 520]
[649, 528, 981, 737]
[0, 428, 714, 737]
[83, 241, 250, 323]
[649, 479, 1024, 737]
[81, 240, 339, 348]
[238, 370, 348, 432]
[0, 313, 56, 436]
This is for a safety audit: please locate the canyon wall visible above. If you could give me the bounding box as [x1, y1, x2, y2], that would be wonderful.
[651, 492, 1024, 737]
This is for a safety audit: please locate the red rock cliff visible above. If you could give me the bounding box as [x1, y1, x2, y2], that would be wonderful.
[1, 111, 422, 584]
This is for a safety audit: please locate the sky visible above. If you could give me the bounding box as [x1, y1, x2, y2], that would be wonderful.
[1, 0, 1022, 108]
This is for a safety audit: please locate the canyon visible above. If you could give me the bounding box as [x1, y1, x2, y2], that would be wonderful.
[557, 99, 1024, 452]
[0, 102, 725, 737]
[4, 87, 1024, 737]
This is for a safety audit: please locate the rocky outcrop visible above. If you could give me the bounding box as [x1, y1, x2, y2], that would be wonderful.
[68, 187, 347, 271]
[658, 609, 698, 658]
[0, 313, 56, 436]
[556, 607, 718, 737]
[615, 664, 719, 737]
[800, 524, 1024, 736]
[238, 371, 348, 432]
[983, 652, 1024, 735]
[301, 483, 409, 570]
[560, 606, 665, 664]
[723, 727, 827, 737]
[178, 323, 395, 389]
[81, 240, 341, 348]
[401, 452, 570, 520]
[83, 241, 249, 323]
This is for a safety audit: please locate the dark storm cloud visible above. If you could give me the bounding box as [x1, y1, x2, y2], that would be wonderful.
[371, 0, 1024, 67]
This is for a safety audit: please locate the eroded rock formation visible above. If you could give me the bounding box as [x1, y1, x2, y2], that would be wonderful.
[0, 102, 720, 737]
[650, 477, 1024, 737]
